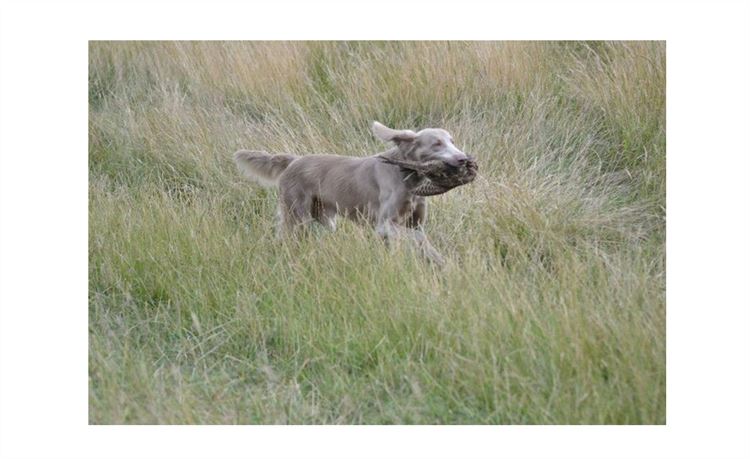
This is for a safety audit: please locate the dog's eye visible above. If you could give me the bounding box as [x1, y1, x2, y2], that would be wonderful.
[433, 140, 443, 148]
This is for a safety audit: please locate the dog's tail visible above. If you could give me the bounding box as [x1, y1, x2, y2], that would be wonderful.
[233, 150, 299, 187]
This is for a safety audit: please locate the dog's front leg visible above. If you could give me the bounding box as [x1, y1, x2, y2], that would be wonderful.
[375, 191, 403, 245]
[403, 199, 445, 266]
[376, 220, 445, 266]
[403, 227, 446, 266]
[375, 220, 399, 245]
[375, 193, 445, 266]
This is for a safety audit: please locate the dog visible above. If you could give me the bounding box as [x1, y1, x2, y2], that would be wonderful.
[233, 121, 471, 265]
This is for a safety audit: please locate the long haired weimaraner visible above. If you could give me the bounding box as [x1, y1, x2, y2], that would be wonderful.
[234, 121, 473, 265]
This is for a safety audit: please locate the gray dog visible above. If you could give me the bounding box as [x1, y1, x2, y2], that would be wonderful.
[234, 121, 472, 265]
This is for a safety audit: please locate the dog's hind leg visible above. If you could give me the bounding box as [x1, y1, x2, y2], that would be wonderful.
[318, 206, 338, 232]
[275, 202, 291, 239]
[312, 199, 337, 232]
[278, 189, 315, 237]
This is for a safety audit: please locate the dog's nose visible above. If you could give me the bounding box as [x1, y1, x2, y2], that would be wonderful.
[446, 156, 468, 167]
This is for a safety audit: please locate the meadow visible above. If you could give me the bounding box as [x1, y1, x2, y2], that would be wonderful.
[89, 41, 665, 424]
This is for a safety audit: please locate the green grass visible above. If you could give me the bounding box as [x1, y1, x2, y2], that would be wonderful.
[89, 41, 666, 424]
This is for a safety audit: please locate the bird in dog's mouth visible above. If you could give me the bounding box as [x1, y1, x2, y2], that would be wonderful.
[378, 155, 478, 196]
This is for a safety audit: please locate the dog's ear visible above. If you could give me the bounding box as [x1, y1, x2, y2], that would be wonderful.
[372, 121, 417, 144]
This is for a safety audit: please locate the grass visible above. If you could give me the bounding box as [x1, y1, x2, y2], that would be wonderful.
[88, 41, 666, 424]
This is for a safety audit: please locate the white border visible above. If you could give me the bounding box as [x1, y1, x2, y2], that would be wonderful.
[1, 1, 749, 458]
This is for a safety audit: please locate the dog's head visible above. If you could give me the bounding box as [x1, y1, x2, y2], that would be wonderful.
[372, 121, 469, 167]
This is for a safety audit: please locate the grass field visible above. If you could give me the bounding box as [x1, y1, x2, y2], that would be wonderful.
[88, 41, 666, 424]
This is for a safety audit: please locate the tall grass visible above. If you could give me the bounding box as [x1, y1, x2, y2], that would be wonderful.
[89, 41, 665, 424]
